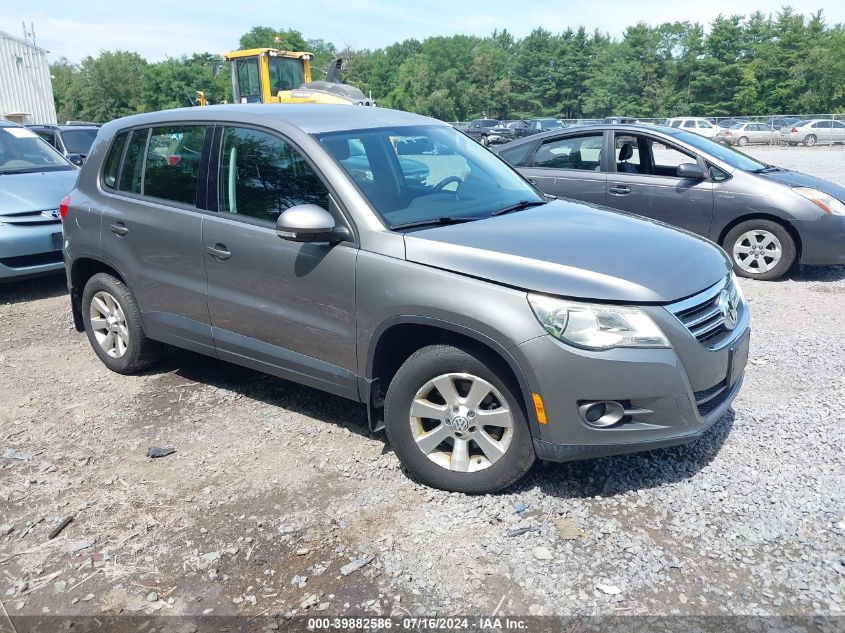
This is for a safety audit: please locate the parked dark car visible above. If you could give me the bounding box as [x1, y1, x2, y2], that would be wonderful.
[768, 116, 801, 130]
[495, 123, 845, 280]
[461, 119, 514, 146]
[29, 123, 101, 165]
[505, 118, 564, 140]
[62, 105, 747, 494]
[602, 116, 637, 124]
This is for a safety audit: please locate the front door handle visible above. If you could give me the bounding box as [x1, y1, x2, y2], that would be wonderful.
[528, 178, 537, 185]
[110, 222, 129, 236]
[206, 244, 231, 260]
[608, 184, 631, 195]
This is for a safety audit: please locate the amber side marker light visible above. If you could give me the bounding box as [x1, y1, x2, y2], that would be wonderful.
[532, 393, 547, 425]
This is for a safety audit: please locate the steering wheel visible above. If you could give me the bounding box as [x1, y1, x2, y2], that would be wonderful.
[432, 176, 463, 193]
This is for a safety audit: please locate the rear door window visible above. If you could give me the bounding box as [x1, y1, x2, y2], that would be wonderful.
[532, 134, 603, 171]
[143, 126, 207, 206]
[102, 132, 128, 189]
[118, 128, 148, 194]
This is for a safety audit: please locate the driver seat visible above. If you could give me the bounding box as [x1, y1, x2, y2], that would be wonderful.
[617, 143, 639, 173]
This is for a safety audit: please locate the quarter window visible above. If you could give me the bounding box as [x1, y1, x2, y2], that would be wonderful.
[218, 127, 330, 224]
[118, 129, 147, 194]
[532, 134, 603, 170]
[102, 132, 128, 189]
[144, 126, 207, 206]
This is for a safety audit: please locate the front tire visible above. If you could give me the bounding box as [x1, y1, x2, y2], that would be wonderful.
[804, 134, 817, 147]
[384, 345, 535, 494]
[723, 220, 796, 281]
[82, 273, 161, 374]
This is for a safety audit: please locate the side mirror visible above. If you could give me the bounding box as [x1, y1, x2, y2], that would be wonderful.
[275, 204, 350, 244]
[67, 153, 84, 166]
[677, 162, 706, 179]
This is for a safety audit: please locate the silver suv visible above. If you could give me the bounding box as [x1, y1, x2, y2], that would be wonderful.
[62, 105, 750, 494]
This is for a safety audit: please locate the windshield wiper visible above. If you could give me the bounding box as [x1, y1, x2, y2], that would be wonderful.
[752, 164, 784, 173]
[490, 200, 547, 217]
[391, 216, 484, 230]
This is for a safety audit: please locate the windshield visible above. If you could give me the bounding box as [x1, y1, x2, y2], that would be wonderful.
[0, 126, 73, 174]
[668, 129, 766, 171]
[317, 125, 541, 229]
[268, 56, 305, 92]
[61, 128, 98, 154]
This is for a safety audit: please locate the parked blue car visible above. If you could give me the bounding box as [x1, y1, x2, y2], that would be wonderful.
[0, 121, 78, 281]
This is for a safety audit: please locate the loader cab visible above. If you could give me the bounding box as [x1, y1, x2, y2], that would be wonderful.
[226, 48, 313, 104]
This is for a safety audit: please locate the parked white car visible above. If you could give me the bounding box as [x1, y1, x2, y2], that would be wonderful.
[717, 122, 781, 146]
[780, 119, 845, 146]
[665, 117, 719, 138]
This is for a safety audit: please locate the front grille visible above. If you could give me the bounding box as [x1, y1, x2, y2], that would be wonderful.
[0, 251, 63, 268]
[667, 276, 741, 349]
[0, 209, 61, 226]
[694, 380, 732, 416]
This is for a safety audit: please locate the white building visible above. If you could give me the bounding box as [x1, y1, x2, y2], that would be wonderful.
[0, 30, 57, 125]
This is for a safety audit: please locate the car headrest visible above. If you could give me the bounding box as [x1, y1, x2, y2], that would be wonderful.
[618, 142, 633, 161]
[322, 137, 350, 161]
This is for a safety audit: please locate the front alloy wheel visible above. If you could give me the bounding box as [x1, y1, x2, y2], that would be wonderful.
[732, 229, 782, 275]
[384, 344, 535, 493]
[410, 373, 514, 473]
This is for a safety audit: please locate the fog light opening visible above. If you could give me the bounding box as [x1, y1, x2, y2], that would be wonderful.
[578, 400, 625, 428]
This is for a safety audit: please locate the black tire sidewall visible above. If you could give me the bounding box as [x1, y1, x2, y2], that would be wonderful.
[384, 345, 536, 494]
[724, 220, 796, 281]
[81, 273, 153, 374]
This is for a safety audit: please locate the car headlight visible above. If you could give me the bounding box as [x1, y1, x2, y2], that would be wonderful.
[528, 294, 670, 350]
[793, 187, 845, 215]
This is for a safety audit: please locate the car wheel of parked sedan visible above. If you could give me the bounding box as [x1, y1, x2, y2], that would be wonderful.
[803, 134, 817, 147]
[480, 136, 489, 147]
[737, 136, 749, 147]
[724, 220, 796, 281]
[82, 273, 161, 374]
[384, 344, 535, 494]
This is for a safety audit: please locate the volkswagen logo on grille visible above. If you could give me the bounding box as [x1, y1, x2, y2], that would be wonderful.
[719, 289, 738, 330]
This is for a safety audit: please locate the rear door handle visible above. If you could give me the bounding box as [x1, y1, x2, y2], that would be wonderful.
[110, 222, 129, 236]
[608, 184, 631, 195]
[206, 244, 231, 260]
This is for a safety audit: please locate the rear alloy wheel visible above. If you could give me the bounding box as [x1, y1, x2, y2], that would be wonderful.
[804, 134, 817, 147]
[384, 345, 535, 493]
[82, 273, 161, 374]
[737, 136, 749, 147]
[724, 220, 796, 281]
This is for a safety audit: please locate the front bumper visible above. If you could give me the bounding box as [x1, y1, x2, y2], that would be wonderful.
[513, 290, 750, 463]
[792, 214, 845, 265]
[0, 222, 65, 281]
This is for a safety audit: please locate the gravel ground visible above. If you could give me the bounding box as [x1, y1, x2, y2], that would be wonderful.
[740, 144, 845, 183]
[1, 151, 844, 625]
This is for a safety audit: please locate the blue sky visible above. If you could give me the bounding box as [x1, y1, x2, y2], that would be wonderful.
[3, 0, 844, 63]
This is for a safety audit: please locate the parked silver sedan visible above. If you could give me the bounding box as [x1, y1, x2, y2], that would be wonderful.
[717, 122, 780, 146]
[780, 119, 845, 146]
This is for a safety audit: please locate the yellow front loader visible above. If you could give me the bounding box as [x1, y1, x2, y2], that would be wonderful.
[224, 48, 374, 106]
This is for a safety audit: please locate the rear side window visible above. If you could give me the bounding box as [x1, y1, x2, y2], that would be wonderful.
[498, 142, 534, 166]
[118, 129, 148, 194]
[533, 134, 603, 170]
[144, 126, 207, 206]
[102, 132, 128, 189]
[218, 127, 329, 224]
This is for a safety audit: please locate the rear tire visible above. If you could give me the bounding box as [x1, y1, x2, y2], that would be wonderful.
[481, 136, 490, 147]
[723, 220, 796, 281]
[804, 134, 817, 147]
[737, 136, 749, 147]
[82, 273, 161, 374]
[384, 345, 535, 494]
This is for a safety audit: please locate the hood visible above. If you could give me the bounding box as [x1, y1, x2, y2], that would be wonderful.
[404, 201, 730, 303]
[0, 169, 78, 216]
[757, 168, 845, 202]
